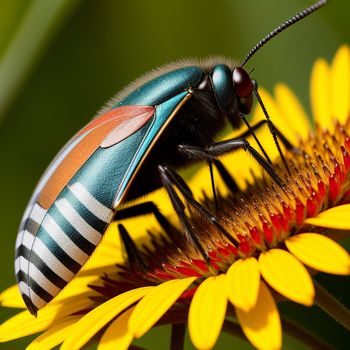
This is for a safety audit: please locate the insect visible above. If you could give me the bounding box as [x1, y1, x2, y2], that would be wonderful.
[15, 0, 327, 315]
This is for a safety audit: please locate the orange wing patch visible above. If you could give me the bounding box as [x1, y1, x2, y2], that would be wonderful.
[78, 105, 154, 135]
[38, 105, 155, 209]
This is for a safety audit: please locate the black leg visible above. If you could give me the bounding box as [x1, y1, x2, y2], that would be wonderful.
[158, 166, 210, 263]
[159, 165, 237, 246]
[253, 87, 291, 174]
[208, 160, 218, 210]
[206, 159, 239, 210]
[179, 138, 285, 188]
[118, 224, 146, 269]
[213, 159, 239, 193]
[114, 201, 179, 241]
[239, 118, 297, 153]
[240, 113, 272, 164]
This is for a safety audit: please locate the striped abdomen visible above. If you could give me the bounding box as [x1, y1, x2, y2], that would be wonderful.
[15, 182, 113, 315]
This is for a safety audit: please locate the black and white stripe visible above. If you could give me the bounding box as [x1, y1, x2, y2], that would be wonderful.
[15, 182, 114, 314]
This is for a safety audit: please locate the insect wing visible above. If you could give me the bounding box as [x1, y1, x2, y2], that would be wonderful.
[15, 105, 155, 314]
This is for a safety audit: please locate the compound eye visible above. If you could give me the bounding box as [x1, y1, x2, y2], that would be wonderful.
[232, 67, 253, 98]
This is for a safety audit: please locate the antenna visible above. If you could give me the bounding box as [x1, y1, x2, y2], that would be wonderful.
[241, 0, 328, 67]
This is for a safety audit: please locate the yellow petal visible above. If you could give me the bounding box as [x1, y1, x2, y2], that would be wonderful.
[259, 249, 314, 306]
[129, 277, 196, 338]
[53, 278, 101, 302]
[61, 287, 153, 350]
[253, 88, 280, 126]
[225, 257, 260, 312]
[331, 45, 350, 124]
[0, 285, 25, 308]
[184, 161, 230, 199]
[274, 83, 311, 141]
[98, 307, 135, 350]
[219, 148, 262, 190]
[304, 204, 350, 230]
[189, 275, 227, 350]
[79, 202, 169, 274]
[236, 281, 281, 350]
[0, 296, 93, 342]
[310, 58, 332, 129]
[286, 233, 350, 275]
[26, 316, 80, 350]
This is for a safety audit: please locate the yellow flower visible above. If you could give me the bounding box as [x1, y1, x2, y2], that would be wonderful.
[1, 45, 350, 350]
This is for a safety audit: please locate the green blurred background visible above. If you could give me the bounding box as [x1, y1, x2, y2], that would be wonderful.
[0, 0, 349, 349]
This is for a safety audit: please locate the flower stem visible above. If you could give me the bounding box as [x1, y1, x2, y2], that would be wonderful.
[171, 324, 186, 350]
[314, 281, 350, 331]
[282, 317, 334, 350]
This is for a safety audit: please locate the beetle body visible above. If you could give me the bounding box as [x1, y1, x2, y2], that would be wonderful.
[16, 59, 247, 315]
[15, 0, 328, 315]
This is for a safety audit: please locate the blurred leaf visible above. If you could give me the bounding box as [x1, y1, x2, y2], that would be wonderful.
[0, 0, 83, 122]
[0, 1, 30, 56]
